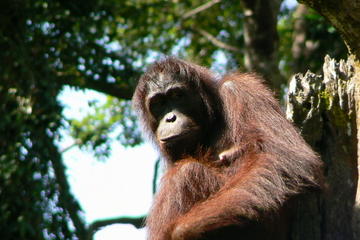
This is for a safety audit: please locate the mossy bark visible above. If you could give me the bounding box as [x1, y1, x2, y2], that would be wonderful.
[289, 1, 360, 238]
[286, 56, 359, 239]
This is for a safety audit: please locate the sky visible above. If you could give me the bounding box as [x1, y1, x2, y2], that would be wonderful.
[58, 88, 158, 240]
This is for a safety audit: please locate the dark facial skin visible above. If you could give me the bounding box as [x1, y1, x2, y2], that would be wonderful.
[146, 73, 207, 160]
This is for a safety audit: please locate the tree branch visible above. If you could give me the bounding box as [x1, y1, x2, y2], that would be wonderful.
[87, 215, 146, 239]
[152, 158, 161, 194]
[180, 1, 241, 53]
[57, 75, 135, 100]
[182, 0, 221, 19]
[193, 28, 241, 53]
[60, 139, 83, 153]
[299, 0, 360, 58]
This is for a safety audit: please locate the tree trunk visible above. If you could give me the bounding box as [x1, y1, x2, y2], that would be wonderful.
[291, 4, 322, 74]
[286, 56, 359, 239]
[240, 0, 285, 90]
[289, 1, 360, 238]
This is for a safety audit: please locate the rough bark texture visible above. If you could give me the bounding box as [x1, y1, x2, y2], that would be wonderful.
[293, 1, 360, 238]
[240, 0, 285, 90]
[286, 56, 359, 239]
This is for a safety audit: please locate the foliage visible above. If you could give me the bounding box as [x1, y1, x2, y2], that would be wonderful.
[0, 0, 136, 238]
[301, 10, 347, 70]
[69, 98, 141, 159]
[278, 6, 346, 77]
[0, 65, 76, 239]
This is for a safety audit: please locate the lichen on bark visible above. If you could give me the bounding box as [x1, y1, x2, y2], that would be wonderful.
[286, 55, 358, 240]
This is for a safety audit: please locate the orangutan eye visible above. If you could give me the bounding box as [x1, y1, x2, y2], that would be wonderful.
[149, 95, 166, 117]
[169, 88, 185, 100]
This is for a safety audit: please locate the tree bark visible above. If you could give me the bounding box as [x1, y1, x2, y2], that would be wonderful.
[291, 1, 360, 238]
[286, 56, 359, 239]
[240, 0, 285, 90]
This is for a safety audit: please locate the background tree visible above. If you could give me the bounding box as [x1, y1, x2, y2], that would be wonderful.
[0, 0, 356, 239]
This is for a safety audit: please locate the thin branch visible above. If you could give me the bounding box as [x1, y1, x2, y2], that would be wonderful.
[60, 139, 83, 153]
[182, 0, 221, 19]
[180, 0, 241, 53]
[88, 215, 146, 239]
[194, 28, 241, 53]
[152, 158, 161, 194]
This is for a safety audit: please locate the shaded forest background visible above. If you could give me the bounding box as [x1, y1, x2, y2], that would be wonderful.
[1, 0, 360, 240]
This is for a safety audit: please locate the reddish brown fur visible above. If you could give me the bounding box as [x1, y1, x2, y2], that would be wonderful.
[132, 58, 323, 240]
